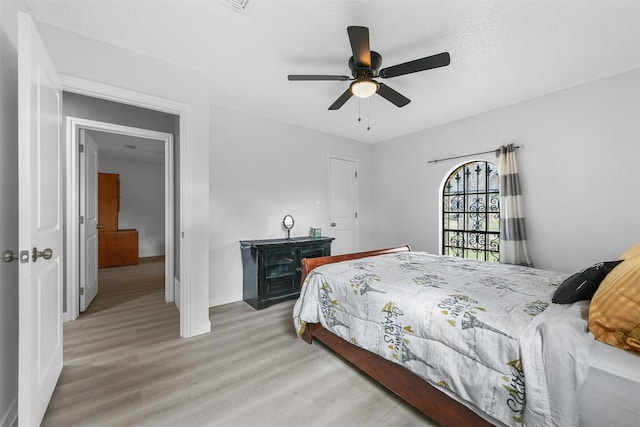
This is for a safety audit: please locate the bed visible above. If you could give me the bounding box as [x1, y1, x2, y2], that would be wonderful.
[293, 246, 640, 427]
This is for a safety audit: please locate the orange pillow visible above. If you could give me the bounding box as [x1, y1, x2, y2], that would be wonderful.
[589, 256, 640, 352]
[620, 242, 640, 260]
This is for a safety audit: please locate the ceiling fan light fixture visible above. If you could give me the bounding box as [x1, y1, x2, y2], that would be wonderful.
[350, 79, 379, 98]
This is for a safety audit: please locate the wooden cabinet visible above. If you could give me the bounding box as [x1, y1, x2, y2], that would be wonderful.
[98, 173, 139, 268]
[240, 237, 334, 309]
[98, 173, 119, 231]
[98, 230, 139, 268]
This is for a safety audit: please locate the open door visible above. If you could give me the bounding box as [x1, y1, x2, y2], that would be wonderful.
[18, 11, 64, 426]
[80, 129, 99, 311]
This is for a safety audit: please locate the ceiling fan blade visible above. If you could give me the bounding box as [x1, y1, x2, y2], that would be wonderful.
[347, 26, 371, 68]
[377, 83, 411, 107]
[328, 88, 353, 110]
[288, 75, 350, 81]
[379, 52, 450, 79]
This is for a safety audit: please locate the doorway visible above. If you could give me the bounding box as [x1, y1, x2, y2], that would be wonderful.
[60, 75, 209, 339]
[66, 117, 175, 320]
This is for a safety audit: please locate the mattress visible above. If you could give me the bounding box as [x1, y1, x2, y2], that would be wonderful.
[578, 340, 640, 427]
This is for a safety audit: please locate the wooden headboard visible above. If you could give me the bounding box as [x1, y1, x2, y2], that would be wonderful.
[300, 245, 411, 285]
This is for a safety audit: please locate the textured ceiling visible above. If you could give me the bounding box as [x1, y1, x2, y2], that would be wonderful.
[27, 0, 640, 143]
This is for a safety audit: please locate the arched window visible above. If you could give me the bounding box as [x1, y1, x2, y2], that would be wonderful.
[442, 161, 500, 262]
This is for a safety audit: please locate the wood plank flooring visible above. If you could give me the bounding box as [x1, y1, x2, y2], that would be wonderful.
[42, 257, 437, 426]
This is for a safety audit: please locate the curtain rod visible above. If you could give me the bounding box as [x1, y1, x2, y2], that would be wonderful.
[427, 145, 523, 164]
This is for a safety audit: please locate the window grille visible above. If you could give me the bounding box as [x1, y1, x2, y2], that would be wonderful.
[442, 161, 500, 261]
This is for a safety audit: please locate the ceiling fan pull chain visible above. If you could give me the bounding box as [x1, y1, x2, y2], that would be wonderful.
[367, 97, 371, 131]
[357, 98, 362, 122]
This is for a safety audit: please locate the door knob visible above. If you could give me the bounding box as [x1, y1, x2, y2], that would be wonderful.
[32, 247, 53, 262]
[97, 224, 104, 229]
[3, 250, 18, 263]
[3, 250, 29, 263]
[331, 222, 337, 227]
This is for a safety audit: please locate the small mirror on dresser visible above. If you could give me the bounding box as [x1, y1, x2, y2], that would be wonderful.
[282, 215, 294, 239]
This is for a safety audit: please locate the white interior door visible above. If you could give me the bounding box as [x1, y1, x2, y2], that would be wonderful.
[80, 130, 99, 311]
[328, 156, 359, 255]
[18, 11, 64, 426]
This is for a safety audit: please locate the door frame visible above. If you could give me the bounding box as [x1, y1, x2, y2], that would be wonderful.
[66, 117, 174, 320]
[61, 75, 193, 337]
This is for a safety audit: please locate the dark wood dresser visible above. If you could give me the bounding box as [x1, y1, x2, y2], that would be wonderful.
[240, 236, 334, 309]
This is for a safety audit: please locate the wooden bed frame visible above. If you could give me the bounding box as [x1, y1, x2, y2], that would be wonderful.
[300, 246, 494, 427]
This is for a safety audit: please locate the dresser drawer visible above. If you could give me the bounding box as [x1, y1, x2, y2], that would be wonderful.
[264, 276, 297, 299]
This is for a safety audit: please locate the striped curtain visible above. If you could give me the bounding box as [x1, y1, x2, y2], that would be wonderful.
[498, 144, 534, 267]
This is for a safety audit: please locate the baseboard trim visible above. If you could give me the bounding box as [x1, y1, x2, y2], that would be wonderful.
[189, 320, 212, 337]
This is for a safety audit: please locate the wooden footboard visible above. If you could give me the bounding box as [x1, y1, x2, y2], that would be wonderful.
[300, 245, 412, 285]
[299, 246, 494, 427]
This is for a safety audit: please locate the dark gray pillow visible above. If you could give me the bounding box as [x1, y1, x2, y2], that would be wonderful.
[552, 260, 624, 304]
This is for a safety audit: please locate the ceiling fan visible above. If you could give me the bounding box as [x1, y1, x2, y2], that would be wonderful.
[288, 26, 450, 110]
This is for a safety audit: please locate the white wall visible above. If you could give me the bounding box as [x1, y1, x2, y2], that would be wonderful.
[64, 92, 177, 133]
[371, 69, 640, 274]
[209, 105, 375, 306]
[0, 2, 21, 424]
[98, 156, 165, 258]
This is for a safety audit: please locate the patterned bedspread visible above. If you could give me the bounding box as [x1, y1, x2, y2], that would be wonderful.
[293, 252, 593, 427]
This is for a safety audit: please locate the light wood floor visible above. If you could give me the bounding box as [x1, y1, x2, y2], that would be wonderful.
[42, 257, 437, 427]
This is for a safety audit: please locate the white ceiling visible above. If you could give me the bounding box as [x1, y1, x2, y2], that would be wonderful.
[87, 130, 165, 164]
[27, 0, 640, 144]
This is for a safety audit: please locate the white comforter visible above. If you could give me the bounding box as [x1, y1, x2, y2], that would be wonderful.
[293, 252, 593, 426]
